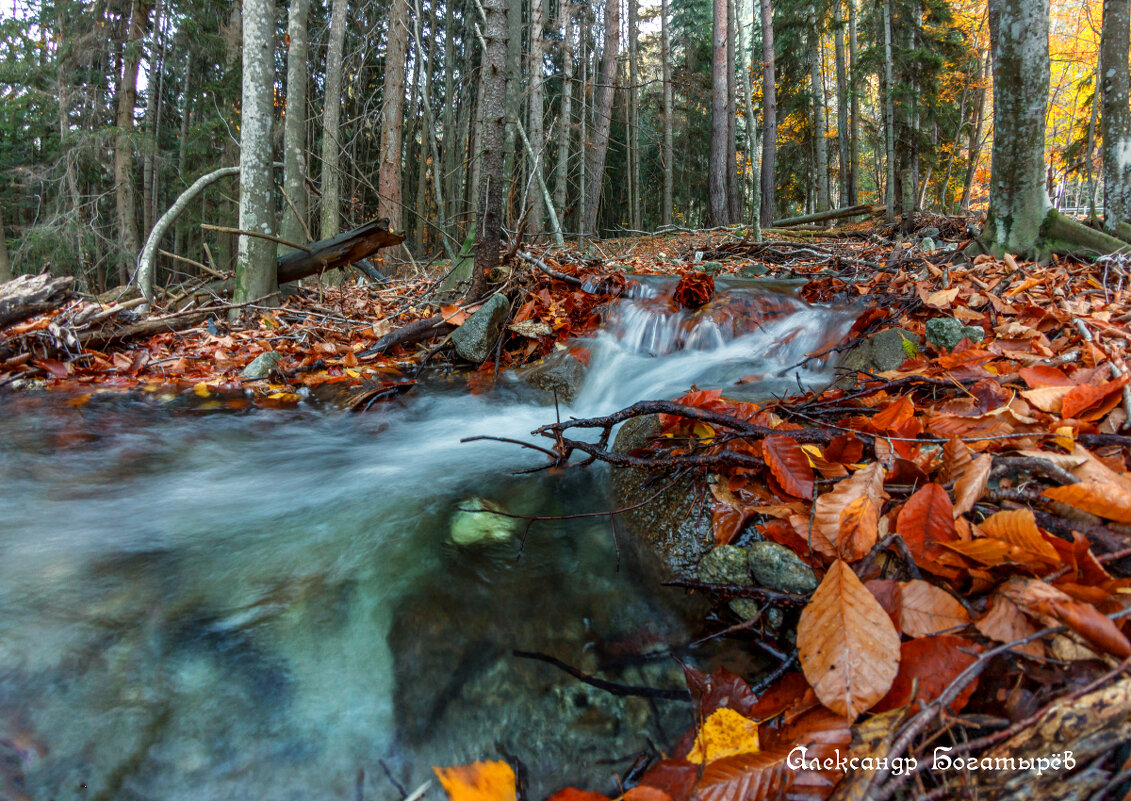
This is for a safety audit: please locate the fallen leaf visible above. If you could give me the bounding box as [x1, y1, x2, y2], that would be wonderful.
[951, 453, 992, 516]
[434, 761, 517, 801]
[685, 708, 761, 764]
[797, 560, 901, 719]
[811, 464, 886, 559]
[873, 635, 982, 713]
[1043, 482, 1131, 523]
[898, 580, 970, 637]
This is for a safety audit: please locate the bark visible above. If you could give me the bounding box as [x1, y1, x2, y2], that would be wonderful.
[581, 0, 620, 235]
[1100, 0, 1131, 231]
[139, 166, 241, 300]
[173, 50, 193, 259]
[882, 0, 896, 222]
[232, 0, 277, 304]
[502, 0, 523, 224]
[847, 0, 859, 204]
[114, 0, 149, 282]
[833, 0, 849, 206]
[771, 203, 880, 227]
[527, 0, 546, 233]
[708, 0, 729, 226]
[759, 0, 777, 228]
[726, 0, 740, 222]
[377, 0, 408, 235]
[0, 275, 74, 330]
[472, 0, 509, 297]
[554, 0, 573, 222]
[578, 5, 589, 230]
[141, 0, 164, 235]
[321, 0, 349, 243]
[411, 0, 452, 257]
[661, 0, 674, 227]
[280, 0, 310, 252]
[961, 48, 989, 212]
[1085, 60, 1101, 220]
[629, 0, 642, 229]
[738, 0, 758, 236]
[981, 0, 1052, 256]
[810, 21, 830, 215]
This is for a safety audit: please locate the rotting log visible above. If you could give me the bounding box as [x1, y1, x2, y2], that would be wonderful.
[0, 274, 74, 329]
[771, 204, 882, 228]
[360, 314, 454, 357]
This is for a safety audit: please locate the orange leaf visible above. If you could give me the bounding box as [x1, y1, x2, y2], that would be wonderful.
[621, 788, 671, 801]
[1020, 386, 1073, 413]
[797, 560, 901, 719]
[976, 592, 1046, 658]
[763, 435, 815, 499]
[896, 484, 958, 565]
[978, 509, 1060, 568]
[1062, 378, 1128, 420]
[685, 708, 761, 764]
[434, 761, 517, 801]
[1001, 577, 1131, 658]
[546, 791, 611, 801]
[1044, 482, 1131, 523]
[837, 496, 879, 561]
[952, 453, 992, 516]
[898, 580, 970, 637]
[872, 396, 915, 432]
[1019, 365, 1074, 388]
[810, 464, 886, 559]
[695, 751, 793, 801]
[873, 635, 982, 713]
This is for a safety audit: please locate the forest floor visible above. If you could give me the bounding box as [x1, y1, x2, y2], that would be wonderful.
[4, 217, 1131, 800]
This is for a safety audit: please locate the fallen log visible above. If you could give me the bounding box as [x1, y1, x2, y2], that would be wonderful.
[0, 274, 75, 329]
[771, 204, 882, 228]
[360, 314, 454, 357]
[277, 218, 404, 283]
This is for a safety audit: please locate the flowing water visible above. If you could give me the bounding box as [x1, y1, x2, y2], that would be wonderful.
[0, 278, 854, 801]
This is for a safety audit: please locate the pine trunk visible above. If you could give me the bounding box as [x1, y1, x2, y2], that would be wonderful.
[726, 0, 740, 222]
[811, 23, 829, 215]
[833, 0, 849, 206]
[847, 0, 859, 204]
[320, 0, 348, 244]
[882, 0, 896, 222]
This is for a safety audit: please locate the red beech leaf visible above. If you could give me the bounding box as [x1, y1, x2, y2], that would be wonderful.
[763, 435, 815, 499]
[873, 635, 983, 714]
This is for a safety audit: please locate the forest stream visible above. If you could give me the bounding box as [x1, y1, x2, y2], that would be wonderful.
[0, 278, 854, 801]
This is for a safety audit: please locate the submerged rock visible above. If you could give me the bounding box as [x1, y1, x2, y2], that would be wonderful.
[515, 349, 587, 403]
[452, 293, 510, 364]
[449, 497, 519, 546]
[925, 317, 984, 352]
[610, 415, 714, 581]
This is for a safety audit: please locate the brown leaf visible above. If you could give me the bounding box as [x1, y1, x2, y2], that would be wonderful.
[896, 484, 958, 565]
[823, 433, 864, 465]
[763, 435, 815, 499]
[978, 509, 1060, 569]
[797, 560, 901, 719]
[873, 635, 983, 714]
[1062, 377, 1129, 420]
[873, 396, 915, 432]
[951, 453, 992, 516]
[811, 464, 886, 559]
[695, 751, 793, 801]
[898, 580, 970, 637]
[976, 592, 1046, 658]
[837, 496, 879, 561]
[1001, 577, 1131, 659]
[865, 579, 903, 632]
[1043, 482, 1131, 523]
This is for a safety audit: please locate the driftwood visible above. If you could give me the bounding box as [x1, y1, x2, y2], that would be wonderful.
[0, 274, 74, 329]
[771, 204, 883, 228]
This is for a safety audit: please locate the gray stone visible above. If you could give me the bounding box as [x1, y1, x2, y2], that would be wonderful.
[241, 350, 282, 379]
[449, 497, 519, 545]
[437, 226, 476, 300]
[515, 348, 587, 402]
[747, 541, 819, 596]
[741, 263, 770, 277]
[610, 415, 714, 580]
[452, 293, 510, 363]
[918, 227, 940, 239]
[918, 237, 937, 252]
[698, 545, 752, 586]
[869, 327, 921, 372]
[696, 261, 725, 275]
[925, 316, 985, 352]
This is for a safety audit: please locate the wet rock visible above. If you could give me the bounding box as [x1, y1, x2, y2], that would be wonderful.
[698, 546, 760, 620]
[747, 542, 818, 596]
[839, 327, 921, 375]
[918, 227, 940, 239]
[449, 497, 519, 546]
[918, 237, 937, 252]
[740, 263, 770, 277]
[452, 293, 510, 364]
[241, 350, 282, 379]
[925, 317, 984, 352]
[696, 261, 725, 275]
[515, 349, 587, 403]
[610, 415, 714, 580]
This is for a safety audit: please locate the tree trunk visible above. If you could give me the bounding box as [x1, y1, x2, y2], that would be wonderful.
[847, 0, 859, 204]
[377, 0, 408, 236]
[527, 0, 546, 234]
[833, 0, 849, 206]
[472, 0, 509, 297]
[629, 0, 642, 229]
[232, 0, 277, 305]
[708, 0, 729, 226]
[502, 0, 523, 226]
[280, 0, 310, 252]
[173, 49, 193, 260]
[581, 0, 620, 235]
[982, 0, 1052, 256]
[321, 0, 348, 243]
[759, 0, 776, 227]
[142, 0, 164, 236]
[961, 47, 989, 212]
[661, 0, 674, 227]
[114, 0, 149, 283]
[811, 21, 830, 215]
[1085, 60, 1101, 221]
[554, 0, 573, 224]
[0, 210, 11, 283]
[578, 5, 589, 232]
[1100, 0, 1131, 231]
[882, 0, 896, 222]
[726, 0, 740, 222]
